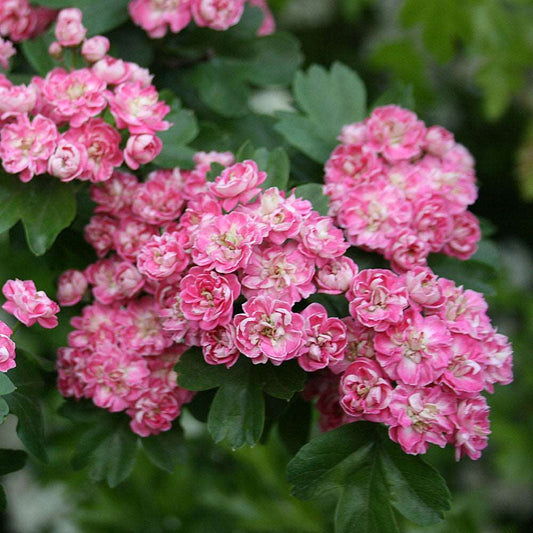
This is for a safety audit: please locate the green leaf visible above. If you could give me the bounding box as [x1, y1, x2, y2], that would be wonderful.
[372, 83, 415, 110]
[255, 361, 307, 401]
[293, 183, 329, 216]
[176, 347, 230, 391]
[277, 395, 312, 455]
[142, 424, 187, 473]
[275, 113, 335, 164]
[261, 147, 290, 191]
[428, 255, 497, 296]
[87, 423, 138, 487]
[293, 63, 366, 143]
[287, 423, 451, 533]
[206, 162, 226, 183]
[243, 32, 303, 86]
[0, 449, 28, 476]
[154, 103, 199, 168]
[236, 140, 257, 162]
[0, 485, 5, 511]
[0, 374, 15, 396]
[192, 59, 250, 118]
[35, 0, 130, 35]
[4, 392, 48, 462]
[207, 375, 265, 449]
[0, 174, 76, 256]
[20, 30, 56, 76]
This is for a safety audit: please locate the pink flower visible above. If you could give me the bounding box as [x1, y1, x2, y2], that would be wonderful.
[180, 266, 240, 330]
[241, 241, 316, 304]
[0, 113, 58, 182]
[129, 0, 192, 38]
[2, 279, 59, 329]
[442, 211, 481, 260]
[114, 217, 159, 262]
[137, 231, 189, 280]
[315, 256, 358, 295]
[92, 56, 131, 85]
[193, 150, 234, 168]
[57, 269, 88, 306]
[299, 212, 349, 261]
[425, 125, 455, 157]
[234, 296, 305, 365]
[210, 159, 266, 211]
[128, 388, 181, 437]
[348, 269, 409, 331]
[388, 385, 456, 455]
[108, 81, 171, 134]
[191, 0, 245, 31]
[452, 396, 490, 460]
[0, 320, 16, 372]
[339, 358, 393, 420]
[192, 211, 266, 273]
[386, 229, 429, 273]
[84, 214, 119, 258]
[365, 105, 426, 162]
[124, 133, 162, 169]
[90, 171, 139, 216]
[0, 1, 55, 42]
[63, 118, 123, 182]
[132, 169, 186, 224]
[0, 36, 15, 69]
[404, 266, 445, 310]
[298, 303, 347, 372]
[201, 324, 240, 368]
[54, 8, 86, 47]
[48, 138, 88, 182]
[0, 83, 37, 120]
[81, 36, 110, 62]
[374, 309, 452, 387]
[34, 68, 107, 127]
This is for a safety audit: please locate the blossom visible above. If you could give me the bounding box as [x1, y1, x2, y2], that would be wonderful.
[180, 266, 240, 330]
[0, 321, 16, 372]
[191, 0, 245, 31]
[124, 133, 162, 169]
[57, 269, 88, 307]
[201, 324, 240, 368]
[54, 8, 86, 47]
[48, 139, 88, 182]
[234, 296, 305, 365]
[0, 36, 15, 69]
[137, 231, 189, 281]
[81, 36, 110, 62]
[128, 0, 192, 38]
[2, 279, 59, 329]
[0, 113, 58, 182]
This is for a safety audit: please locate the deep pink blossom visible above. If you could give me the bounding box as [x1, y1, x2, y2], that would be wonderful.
[0, 321, 16, 372]
[191, 0, 245, 31]
[2, 279, 59, 329]
[129, 0, 192, 38]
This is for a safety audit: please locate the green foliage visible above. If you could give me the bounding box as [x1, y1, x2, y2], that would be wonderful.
[141, 425, 187, 473]
[293, 183, 329, 215]
[288, 423, 451, 533]
[177, 350, 306, 449]
[0, 449, 27, 511]
[0, 174, 76, 256]
[275, 63, 366, 163]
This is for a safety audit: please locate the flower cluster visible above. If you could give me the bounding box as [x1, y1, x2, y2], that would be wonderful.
[129, 0, 275, 38]
[306, 266, 512, 460]
[56, 152, 357, 436]
[0, 8, 170, 183]
[324, 105, 481, 272]
[0, 0, 56, 43]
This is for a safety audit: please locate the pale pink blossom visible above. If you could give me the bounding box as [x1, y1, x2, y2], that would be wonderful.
[299, 212, 349, 261]
[191, 0, 245, 31]
[48, 138, 88, 182]
[114, 217, 159, 262]
[404, 266, 445, 310]
[0, 321, 16, 372]
[108, 81, 171, 134]
[124, 133, 162, 169]
[92, 56, 131, 85]
[2, 279, 59, 329]
[0, 83, 37, 119]
[54, 8, 86, 47]
[348, 269, 409, 331]
[442, 211, 481, 260]
[234, 296, 305, 365]
[137, 231, 189, 280]
[210, 159, 266, 211]
[201, 324, 240, 368]
[129, 0, 192, 38]
[298, 303, 347, 371]
[0, 36, 15, 69]
[0, 113, 58, 182]
[64, 118, 123, 182]
[180, 266, 240, 330]
[452, 396, 490, 460]
[193, 150, 234, 168]
[84, 214, 119, 258]
[339, 358, 393, 420]
[90, 171, 139, 216]
[315, 256, 358, 295]
[34, 68, 107, 127]
[57, 269, 88, 306]
[81, 36, 110, 62]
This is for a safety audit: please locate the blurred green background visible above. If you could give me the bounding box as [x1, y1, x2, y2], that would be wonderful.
[1, 0, 533, 531]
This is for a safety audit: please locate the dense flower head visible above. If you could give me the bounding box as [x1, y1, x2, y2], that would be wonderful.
[0, 9, 171, 185]
[0, 0, 56, 43]
[324, 105, 481, 269]
[52, 150, 512, 454]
